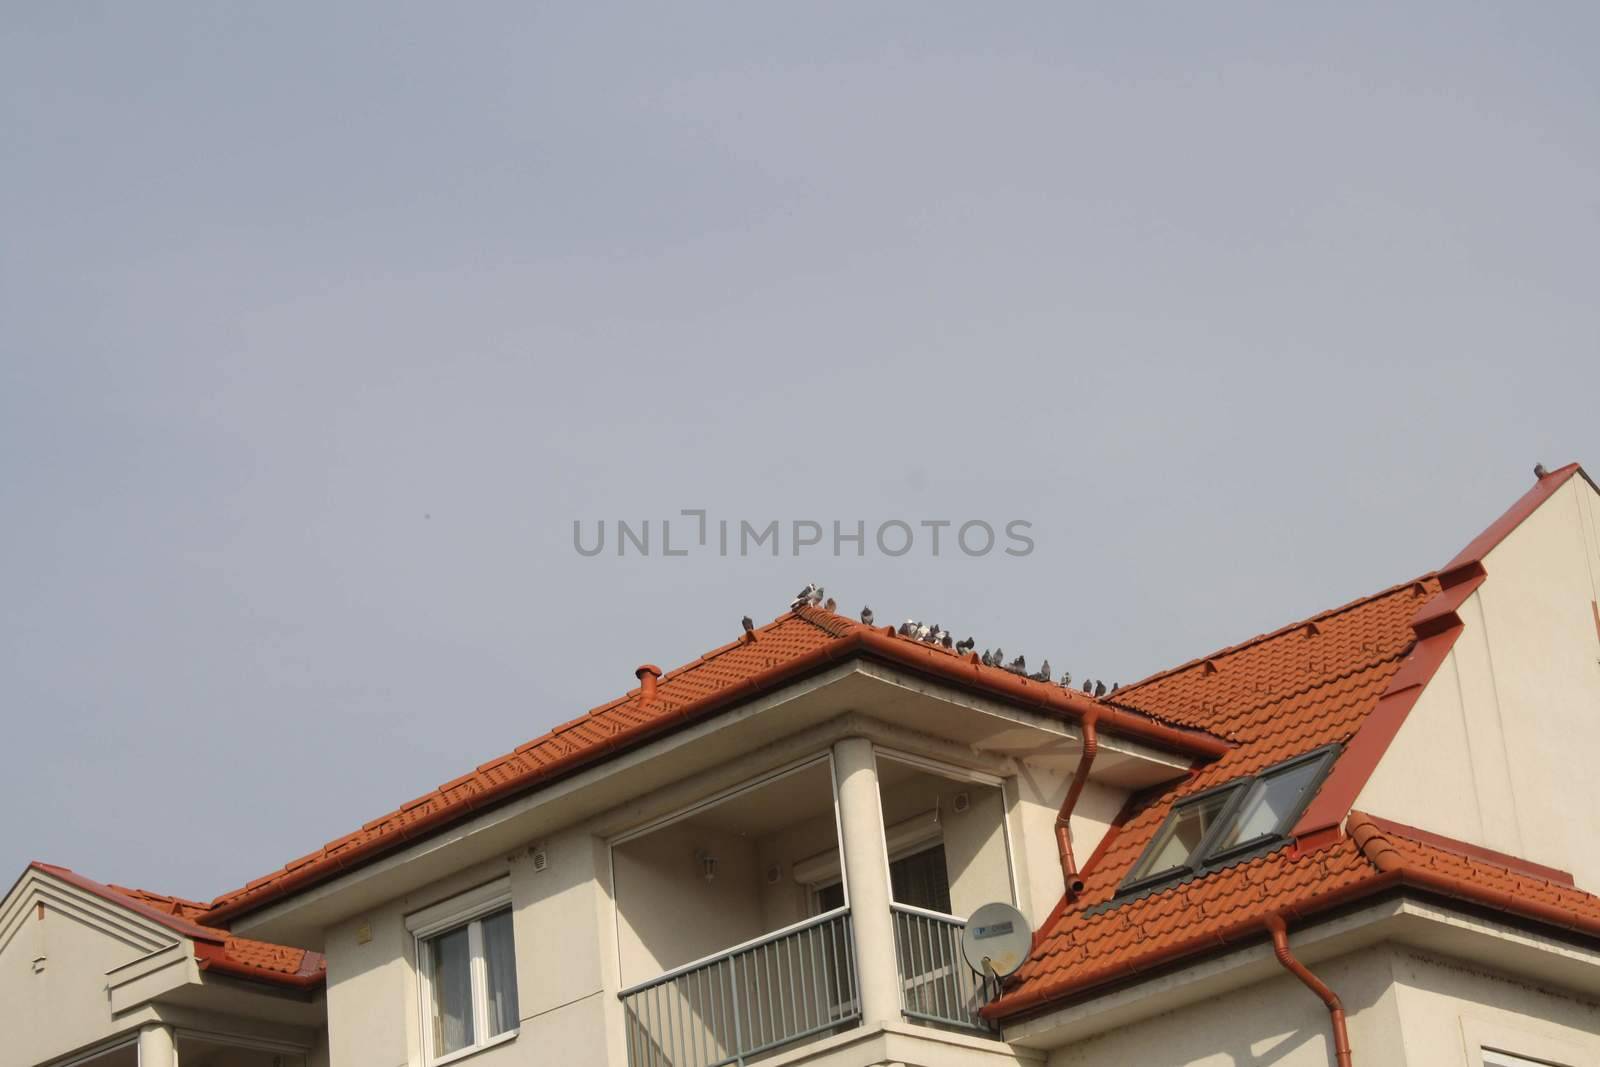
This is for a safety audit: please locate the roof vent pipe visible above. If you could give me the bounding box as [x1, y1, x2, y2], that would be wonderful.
[635, 664, 662, 706]
[1056, 713, 1099, 899]
[1264, 914, 1353, 1067]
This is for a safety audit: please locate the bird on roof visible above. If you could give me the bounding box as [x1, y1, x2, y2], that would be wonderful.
[940, 631, 954, 649]
[791, 583, 821, 609]
[1111, 682, 1119, 693]
[1031, 659, 1051, 682]
[992, 648, 1004, 668]
[823, 597, 836, 612]
[1059, 671, 1072, 688]
[1094, 680, 1106, 697]
[1082, 679, 1092, 693]
[980, 649, 994, 666]
[1535, 462, 1549, 479]
[1007, 654, 1026, 674]
[742, 615, 754, 633]
[899, 620, 917, 636]
[955, 636, 975, 654]
[916, 623, 932, 641]
[860, 606, 874, 625]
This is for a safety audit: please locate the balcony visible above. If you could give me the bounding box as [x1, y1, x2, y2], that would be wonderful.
[612, 739, 1009, 1066]
[620, 908, 859, 1066]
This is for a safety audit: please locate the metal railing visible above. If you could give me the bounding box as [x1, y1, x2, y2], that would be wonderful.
[619, 908, 860, 1067]
[891, 903, 996, 1033]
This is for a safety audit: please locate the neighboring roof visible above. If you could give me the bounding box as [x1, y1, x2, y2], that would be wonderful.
[26, 862, 325, 990]
[201, 604, 1229, 924]
[988, 462, 1599, 1020]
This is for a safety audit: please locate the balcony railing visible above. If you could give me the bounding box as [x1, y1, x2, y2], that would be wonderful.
[619, 908, 860, 1067]
[891, 903, 996, 1033]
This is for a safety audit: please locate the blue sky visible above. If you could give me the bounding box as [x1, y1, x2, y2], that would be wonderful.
[2, 3, 1596, 901]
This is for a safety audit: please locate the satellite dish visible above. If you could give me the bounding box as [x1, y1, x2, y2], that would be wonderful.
[960, 901, 1031, 978]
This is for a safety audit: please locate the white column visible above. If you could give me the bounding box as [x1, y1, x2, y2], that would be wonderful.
[138, 1023, 179, 1067]
[832, 736, 899, 1026]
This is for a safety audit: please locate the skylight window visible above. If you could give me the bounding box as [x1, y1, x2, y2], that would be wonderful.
[1118, 746, 1339, 897]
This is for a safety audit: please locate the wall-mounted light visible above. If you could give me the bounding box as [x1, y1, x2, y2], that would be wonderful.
[696, 850, 718, 882]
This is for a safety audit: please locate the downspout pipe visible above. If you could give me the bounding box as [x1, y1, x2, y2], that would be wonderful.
[1264, 914, 1352, 1067]
[1055, 713, 1099, 898]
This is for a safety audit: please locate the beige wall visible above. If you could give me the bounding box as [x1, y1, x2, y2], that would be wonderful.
[613, 819, 766, 986]
[1388, 946, 1600, 1066]
[1044, 944, 1407, 1067]
[758, 811, 842, 929]
[938, 780, 1012, 918]
[1358, 476, 1600, 892]
[324, 825, 621, 1067]
[1039, 941, 1600, 1067]
[0, 880, 165, 1066]
[1011, 760, 1125, 924]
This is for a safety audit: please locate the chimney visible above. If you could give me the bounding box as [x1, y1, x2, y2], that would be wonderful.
[635, 664, 662, 705]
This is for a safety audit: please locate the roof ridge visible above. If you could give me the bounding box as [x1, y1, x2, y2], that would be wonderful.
[1114, 572, 1438, 698]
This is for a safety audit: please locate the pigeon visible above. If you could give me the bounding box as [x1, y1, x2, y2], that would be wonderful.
[1094, 680, 1107, 698]
[1111, 682, 1120, 693]
[742, 615, 754, 633]
[1534, 463, 1549, 479]
[823, 597, 837, 612]
[1083, 679, 1092, 693]
[1059, 671, 1072, 689]
[1035, 659, 1052, 682]
[992, 648, 1004, 669]
[812, 586, 826, 606]
[899, 620, 917, 636]
[915, 623, 932, 641]
[955, 637, 975, 654]
[981, 649, 994, 666]
[860, 606, 874, 625]
[791, 583, 820, 609]
[940, 631, 954, 649]
[1007, 655, 1026, 674]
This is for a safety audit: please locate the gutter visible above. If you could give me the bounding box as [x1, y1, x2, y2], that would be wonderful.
[205, 623, 1228, 925]
[1264, 914, 1352, 1067]
[1055, 712, 1099, 899]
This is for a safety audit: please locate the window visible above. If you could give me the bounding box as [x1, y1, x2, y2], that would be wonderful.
[1119, 746, 1338, 896]
[890, 844, 952, 915]
[1124, 788, 1233, 884]
[408, 881, 520, 1065]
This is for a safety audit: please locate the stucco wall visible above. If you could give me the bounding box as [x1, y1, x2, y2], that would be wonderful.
[0, 891, 158, 1066]
[1012, 760, 1124, 925]
[324, 826, 620, 1067]
[1358, 476, 1600, 892]
[613, 819, 765, 986]
[1388, 946, 1600, 1066]
[1044, 944, 1407, 1067]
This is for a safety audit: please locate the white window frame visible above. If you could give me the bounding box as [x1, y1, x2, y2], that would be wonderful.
[873, 746, 1021, 917]
[406, 878, 519, 1066]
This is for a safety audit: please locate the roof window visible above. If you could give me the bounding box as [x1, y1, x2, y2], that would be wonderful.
[1119, 745, 1339, 896]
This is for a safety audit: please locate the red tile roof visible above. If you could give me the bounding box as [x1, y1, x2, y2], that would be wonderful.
[201, 606, 1228, 923]
[27, 862, 324, 989]
[987, 462, 1600, 1020]
[987, 577, 1438, 1017]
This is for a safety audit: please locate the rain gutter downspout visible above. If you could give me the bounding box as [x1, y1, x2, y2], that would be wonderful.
[1055, 712, 1099, 899]
[1264, 913, 1353, 1067]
